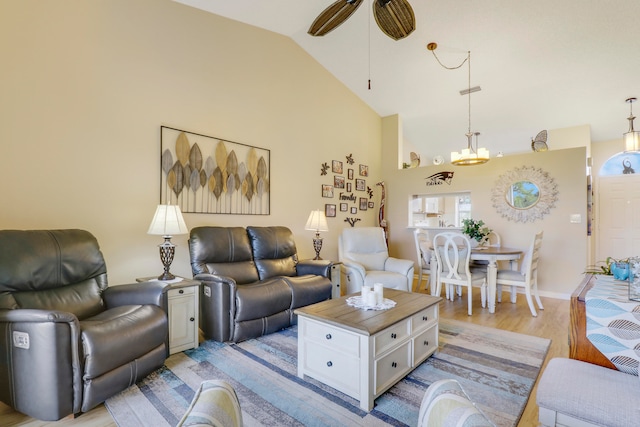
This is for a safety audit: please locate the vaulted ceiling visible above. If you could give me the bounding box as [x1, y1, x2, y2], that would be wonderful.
[176, 0, 640, 163]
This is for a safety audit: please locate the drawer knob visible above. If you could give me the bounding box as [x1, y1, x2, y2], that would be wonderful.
[391, 362, 397, 368]
[422, 315, 428, 321]
[325, 334, 332, 340]
[327, 361, 333, 367]
[190, 317, 195, 322]
[424, 340, 429, 346]
[179, 289, 184, 294]
[391, 333, 397, 339]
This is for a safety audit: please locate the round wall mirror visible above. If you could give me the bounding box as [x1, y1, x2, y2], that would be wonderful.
[506, 180, 540, 209]
[491, 166, 558, 222]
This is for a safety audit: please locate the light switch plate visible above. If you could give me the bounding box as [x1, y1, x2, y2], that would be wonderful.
[570, 214, 582, 223]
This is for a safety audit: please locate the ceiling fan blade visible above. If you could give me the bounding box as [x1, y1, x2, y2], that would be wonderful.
[373, 0, 415, 41]
[308, 0, 364, 37]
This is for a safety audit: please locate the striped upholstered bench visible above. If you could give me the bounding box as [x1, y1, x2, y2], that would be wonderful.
[418, 379, 495, 427]
[176, 380, 243, 427]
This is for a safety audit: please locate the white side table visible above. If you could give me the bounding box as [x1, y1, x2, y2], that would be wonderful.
[330, 262, 343, 298]
[137, 277, 200, 354]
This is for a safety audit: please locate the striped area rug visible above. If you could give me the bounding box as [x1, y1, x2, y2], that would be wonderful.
[105, 319, 550, 427]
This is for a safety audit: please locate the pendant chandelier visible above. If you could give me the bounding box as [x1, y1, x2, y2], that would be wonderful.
[624, 97, 640, 152]
[427, 43, 490, 165]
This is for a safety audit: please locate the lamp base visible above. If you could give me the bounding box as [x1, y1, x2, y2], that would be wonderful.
[313, 234, 323, 260]
[157, 236, 176, 281]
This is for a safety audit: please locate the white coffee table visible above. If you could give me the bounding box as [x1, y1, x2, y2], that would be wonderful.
[295, 289, 441, 411]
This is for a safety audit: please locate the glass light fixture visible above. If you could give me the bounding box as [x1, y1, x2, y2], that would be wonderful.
[624, 97, 640, 152]
[427, 44, 489, 166]
[147, 204, 188, 280]
[304, 210, 329, 260]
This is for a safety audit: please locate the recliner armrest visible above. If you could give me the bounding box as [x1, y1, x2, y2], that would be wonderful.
[103, 281, 170, 310]
[297, 259, 331, 277]
[385, 257, 414, 275]
[0, 308, 82, 420]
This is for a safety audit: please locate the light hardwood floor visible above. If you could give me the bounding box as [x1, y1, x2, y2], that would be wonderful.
[0, 279, 569, 426]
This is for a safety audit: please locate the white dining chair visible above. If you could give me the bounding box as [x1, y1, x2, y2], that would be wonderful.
[413, 228, 431, 292]
[496, 230, 544, 316]
[433, 231, 487, 315]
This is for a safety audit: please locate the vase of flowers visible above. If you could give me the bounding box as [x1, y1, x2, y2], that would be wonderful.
[462, 218, 492, 246]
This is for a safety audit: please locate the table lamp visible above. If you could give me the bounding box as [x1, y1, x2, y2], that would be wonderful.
[305, 209, 329, 260]
[147, 204, 188, 280]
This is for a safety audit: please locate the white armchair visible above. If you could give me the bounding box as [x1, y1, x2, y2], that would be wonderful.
[338, 227, 414, 294]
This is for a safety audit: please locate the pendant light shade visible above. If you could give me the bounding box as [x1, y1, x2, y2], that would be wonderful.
[624, 97, 640, 152]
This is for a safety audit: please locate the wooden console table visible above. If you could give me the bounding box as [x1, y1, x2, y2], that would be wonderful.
[569, 274, 616, 369]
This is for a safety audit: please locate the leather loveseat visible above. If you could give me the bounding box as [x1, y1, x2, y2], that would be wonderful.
[0, 229, 169, 421]
[189, 226, 333, 343]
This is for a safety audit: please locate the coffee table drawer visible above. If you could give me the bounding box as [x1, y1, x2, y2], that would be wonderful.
[304, 341, 360, 396]
[413, 324, 438, 364]
[304, 319, 360, 357]
[375, 340, 411, 395]
[411, 304, 438, 333]
[374, 319, 410, 357]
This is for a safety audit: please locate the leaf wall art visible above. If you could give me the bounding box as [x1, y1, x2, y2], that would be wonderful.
[160, 126, 270, 215]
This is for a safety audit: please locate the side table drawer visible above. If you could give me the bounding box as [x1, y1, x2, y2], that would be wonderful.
[375, 340, 411, 395]
[168, 286, 196, 298]
[303, 341, 360, 396]
[304, 319, 360, 357]
[410, 304, 438, 333]
[374, 319, 410, 357]
[413, 324, 438, 364]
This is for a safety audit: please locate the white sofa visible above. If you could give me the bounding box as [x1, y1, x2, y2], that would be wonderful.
[537, 358, 640, 427]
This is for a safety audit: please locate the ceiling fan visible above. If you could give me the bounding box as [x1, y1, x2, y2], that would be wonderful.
[308, 0, 415, 41]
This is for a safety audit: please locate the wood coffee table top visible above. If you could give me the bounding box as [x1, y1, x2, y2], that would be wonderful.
[294, 289, 441, 336]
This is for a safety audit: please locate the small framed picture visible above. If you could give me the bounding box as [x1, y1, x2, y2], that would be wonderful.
[355, 179, 365, 191]
[350, 207, 357, 214]
[359, 198, 368, 210]
[346, 182, 352, 192]
[334, 175, 345, 189]
[347, 168, 354, 180]
[322, 184, 334, 198]
[368, 201, 374, 208]
[332, 160, 343, 174]
[340, 203, 348, 212]
[359, 164, 368, 177]
[325, 204, 336, 217]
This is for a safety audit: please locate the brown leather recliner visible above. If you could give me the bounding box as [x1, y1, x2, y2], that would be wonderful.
[189, 226, 333, 343]
[0, 229, 169, 421]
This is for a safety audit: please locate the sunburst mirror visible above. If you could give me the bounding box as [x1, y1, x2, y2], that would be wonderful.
[491, 166, 558, 223]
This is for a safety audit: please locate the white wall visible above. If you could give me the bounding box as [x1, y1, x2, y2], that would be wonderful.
[0, 0, 382, 283]
[382, 116, 590, 299]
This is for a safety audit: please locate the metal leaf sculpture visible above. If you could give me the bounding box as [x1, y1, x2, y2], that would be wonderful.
[212, 167, 223, 201]
[226, 151, 239, 211]
[189, 143, 203, 171]
[190, 169, 200, 212]
[215, 141, 228, 211]
[204, 156, 215, 210]
[237, 162, 247, 213]
[175, 132, 190, 166]
[199, 169, 207, 212]
[161, 149, 174, 203]
[170, 161, 184, 200]
[226, 173, 236, 214]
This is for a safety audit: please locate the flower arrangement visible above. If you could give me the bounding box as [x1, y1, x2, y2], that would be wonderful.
[461, 218, 492, 244]
[585, 256, 629, 276]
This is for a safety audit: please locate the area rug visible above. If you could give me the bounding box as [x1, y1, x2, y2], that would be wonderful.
[105, 319, 550, 427]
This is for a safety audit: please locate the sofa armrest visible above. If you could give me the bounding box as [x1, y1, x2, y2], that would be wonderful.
[0, 309, 82, 420]
[297, 259, 331, 277]
[103, 281, 170, 310]
[195, 273, 238, 342]
[385, 257, 414, 276]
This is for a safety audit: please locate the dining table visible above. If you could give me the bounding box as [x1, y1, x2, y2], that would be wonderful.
[429, 246, 523, 313]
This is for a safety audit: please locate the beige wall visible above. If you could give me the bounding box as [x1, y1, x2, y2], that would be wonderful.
[0, 0, 382, 283]
[383, 116, 590, 299]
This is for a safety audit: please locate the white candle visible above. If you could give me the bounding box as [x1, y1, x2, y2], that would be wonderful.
[374, 283, 384, 305]
[366, 291, 377, 307]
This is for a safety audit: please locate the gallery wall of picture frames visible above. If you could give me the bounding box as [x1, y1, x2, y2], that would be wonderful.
[319, 153, 375, 226]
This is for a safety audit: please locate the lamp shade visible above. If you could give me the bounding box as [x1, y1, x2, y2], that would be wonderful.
[304, 210, 329, 232]
[147, 205, 188, 236]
